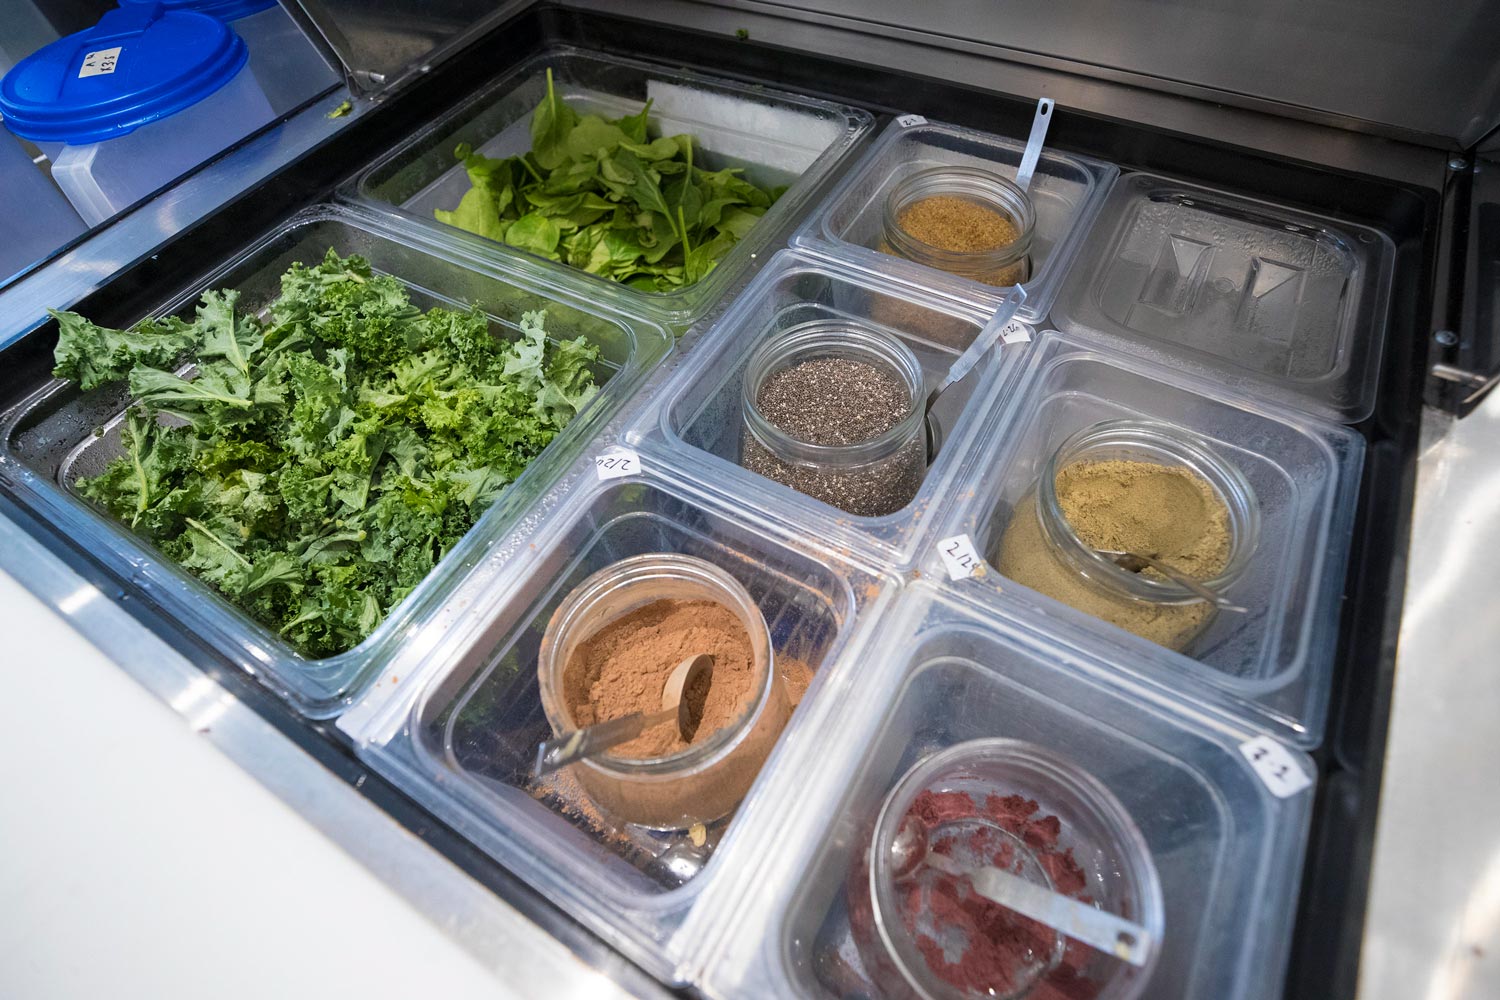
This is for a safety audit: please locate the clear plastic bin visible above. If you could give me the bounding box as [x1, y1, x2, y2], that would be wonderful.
[349, 46, 875, 329]
[692, 583, 1315, 1000]
[0, 129, 85, 284]
[341, 469, 896, 982]
[1052, 172, 1395, 422]
[935, 329, 1364, 746]
[791, 118, 1117, 323]
[0, 203, 672, 717]
[630, 249, 1028, 566]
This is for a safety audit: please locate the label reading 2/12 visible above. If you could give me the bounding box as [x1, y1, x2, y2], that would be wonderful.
[594, 447, 641, 481]
[79, 47, 123, 78]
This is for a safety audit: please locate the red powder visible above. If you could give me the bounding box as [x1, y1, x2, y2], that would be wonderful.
[901, 790, 1101, 1000]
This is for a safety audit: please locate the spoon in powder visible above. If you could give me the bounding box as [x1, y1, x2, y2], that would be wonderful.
[1096, 549, 1248, 613]
[925, 98, 1054, 457]
[533, 653, 715, 776]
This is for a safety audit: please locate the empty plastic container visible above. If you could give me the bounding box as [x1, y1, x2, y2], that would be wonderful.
[1052, 173, 1395, 422]
[0, 129, 86, 284]
[118, 0, 340, 114]
[0, 4, 275, 226]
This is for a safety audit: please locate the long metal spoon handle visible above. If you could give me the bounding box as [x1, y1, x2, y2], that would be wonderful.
[534, 705, 677, 776]
[1104, 550, 1248, 613]
[923, 852, 1152, 967]
[1013, 97, 1055, 192]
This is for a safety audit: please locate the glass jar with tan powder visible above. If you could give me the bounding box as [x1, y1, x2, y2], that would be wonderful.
[994, 420, 1260, 653]
[536, 553, 791, 830]
[880, 165, 1035, 287]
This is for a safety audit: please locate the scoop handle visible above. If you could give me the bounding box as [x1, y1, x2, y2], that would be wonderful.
[1014, 97, 1055, 193]
[534, 705, 677, 776]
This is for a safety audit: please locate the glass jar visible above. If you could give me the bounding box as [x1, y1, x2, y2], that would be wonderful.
[847, 739, 1163, 1000]
[740, 318, 928, 517]
[995, 420, 1260, 653]
[880, 165, 1035, 287]
[536, 553, 788, 830]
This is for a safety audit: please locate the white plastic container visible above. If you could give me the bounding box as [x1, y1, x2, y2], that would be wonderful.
[0, 5, 275, 226]
[119, 0, 340, 115]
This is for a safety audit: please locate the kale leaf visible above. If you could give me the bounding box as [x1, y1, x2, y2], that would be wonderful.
[52, 249, 601, 658]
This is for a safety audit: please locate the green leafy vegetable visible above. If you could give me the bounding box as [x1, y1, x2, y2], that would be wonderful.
[435, 68, 783, 293]
[51, 250, 601, 658]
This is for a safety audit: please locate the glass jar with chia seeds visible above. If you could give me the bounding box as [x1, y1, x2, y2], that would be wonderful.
[740, 319, 928, 517]
[536, 553, 789, 830]
[994, 420, 1260, 653]
[880, 165, 1036, 287]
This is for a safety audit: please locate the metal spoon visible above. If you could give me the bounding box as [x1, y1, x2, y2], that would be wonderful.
[1096, 549, 1248, 613]
[892, 813, 1152, 967]
[533, 653, 714, 776]
[924, 98, 1054, 457]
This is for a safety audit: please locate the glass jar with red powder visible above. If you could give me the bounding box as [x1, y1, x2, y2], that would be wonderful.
[846, 739, 1164, 1000]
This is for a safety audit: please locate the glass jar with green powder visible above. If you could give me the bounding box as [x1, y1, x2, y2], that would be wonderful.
[994, 420, 1260, 652]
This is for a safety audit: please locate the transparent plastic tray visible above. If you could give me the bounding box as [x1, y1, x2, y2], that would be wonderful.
[693, 581, 1316, 1000]
[349, 46, 875, 330]
[791, 117, 1118, 323]
[627, 248, 1029, 567]
[1052, 172, 1395, 422]
[340, 462, 898, 982]
[931, 329, 1364, 746]
[0, 204, 672, 717]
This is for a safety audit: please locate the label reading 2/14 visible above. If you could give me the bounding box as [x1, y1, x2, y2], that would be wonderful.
[1238, 735, 1313, 798]
[79, 47, 122, 78]
[594, 447, 641, 481]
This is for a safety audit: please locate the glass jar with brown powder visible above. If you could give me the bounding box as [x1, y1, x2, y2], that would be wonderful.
[536, 553, 791, 830]
[994, 421, 1260, 653]
[880, 165, 1035, 288]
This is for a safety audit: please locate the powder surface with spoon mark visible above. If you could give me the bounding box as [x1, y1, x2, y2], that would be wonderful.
[563, 599, 757, 759]
[1056, 459, 1230, 577]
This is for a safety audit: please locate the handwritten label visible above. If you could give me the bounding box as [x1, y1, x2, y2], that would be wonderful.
[896, 114, 927, 128]
[999, 318, 1033, 345]
[937, 534, 986, 581]
[1238, 735, 1313, 798]
[594, 447, 641, 481]
[79, 47, 122, 78]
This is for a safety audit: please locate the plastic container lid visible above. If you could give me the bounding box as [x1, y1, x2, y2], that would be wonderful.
[117, 0, 278, 21]
[0, 5, 249, 144]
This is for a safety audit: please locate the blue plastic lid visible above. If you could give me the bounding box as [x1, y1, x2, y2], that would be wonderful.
[0, 5, 249, 144]
[118, 0, 278, 21]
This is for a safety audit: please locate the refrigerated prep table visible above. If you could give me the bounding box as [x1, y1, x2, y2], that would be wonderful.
[2, 3, 1497, 998]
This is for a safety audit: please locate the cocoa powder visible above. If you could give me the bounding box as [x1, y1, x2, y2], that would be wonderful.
[562, 599, 758, 759]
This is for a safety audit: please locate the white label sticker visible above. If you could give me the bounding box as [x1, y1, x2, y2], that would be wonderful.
[937, 534, 986, 581]
[896, 114, 927, 128]
[79, 46, 122, 78]
[999, 318, 1033, 345]
[1238, 735, 1314, 798]
[594, 447, 641, 481]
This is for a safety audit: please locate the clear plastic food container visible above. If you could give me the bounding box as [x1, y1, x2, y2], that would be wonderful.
[0, 5, 275, 226]
[0, 204, 672, 716]
[350, 46, 875, 329]
[0, 129, 85, 284]
[633, 249, 1028, 566]
[340, 468, 896, 982]
[792, 118, 1117, 323]
[1052, 172, 1395, 422]
[937, 329, 1364, 746]
[117, 0, 339, 115]
[692, 583, 1315, 1000]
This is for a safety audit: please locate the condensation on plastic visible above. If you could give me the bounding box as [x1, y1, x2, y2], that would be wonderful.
[791, 117, 1118, 324]
[346, 46, 876, 331]
[1052, 172, 1395, 423]
[0, 203, 672, 717]
[625, 248, 1028, 567]
[340, 460, 900, 983]
[686, 581, 1316, 1000]
[930, 329, 1365, 746]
